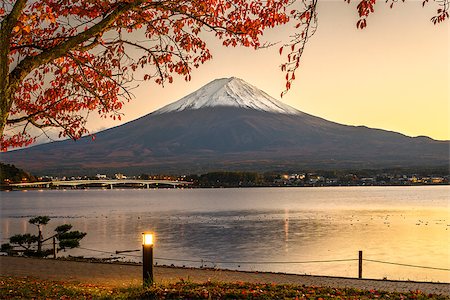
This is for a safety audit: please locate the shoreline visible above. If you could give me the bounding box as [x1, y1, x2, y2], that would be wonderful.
[1, 256, 449, 295]
[50, 256, 450, 286]
[2, 183, 449, 190]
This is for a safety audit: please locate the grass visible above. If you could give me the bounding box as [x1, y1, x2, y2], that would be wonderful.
[1, 276, 448, 299]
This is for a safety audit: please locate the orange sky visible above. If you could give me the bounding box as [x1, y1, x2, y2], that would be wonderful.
[87, 1, 449, 141]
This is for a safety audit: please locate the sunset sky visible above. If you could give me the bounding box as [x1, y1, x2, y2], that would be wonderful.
[87, 1, 449, 141]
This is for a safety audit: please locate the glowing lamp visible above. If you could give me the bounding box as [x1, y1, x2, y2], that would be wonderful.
[142, 233, 154, 245]
[142, 232, 154, 285]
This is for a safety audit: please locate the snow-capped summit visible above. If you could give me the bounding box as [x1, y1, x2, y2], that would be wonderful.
[154, 77, 301, 115]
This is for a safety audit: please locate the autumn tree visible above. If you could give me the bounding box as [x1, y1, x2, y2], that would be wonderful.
[0, 0, 447, 150]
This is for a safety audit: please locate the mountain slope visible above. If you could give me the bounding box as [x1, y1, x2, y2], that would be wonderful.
[1, 78, 448, 175]
[154, 77, 300, 115]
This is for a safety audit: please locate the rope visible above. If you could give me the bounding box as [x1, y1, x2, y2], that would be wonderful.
[73, 246, 450, 272]
[76, 247, 357, 264]
[77, 246, 140, 258]
[77, 247, 120, 255]
[155, 257, 358, 265]
[363, 259, 450, 272]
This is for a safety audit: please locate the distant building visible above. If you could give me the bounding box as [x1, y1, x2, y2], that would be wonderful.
[326, 178, 338, 185]
[408, 176, 419, 183]
[308, 175, 324, 184]
[431, 177, 444, 184]
[115, 173, 127, 179]
[361, 177, 375, 185]
[96, 174, 107, 179]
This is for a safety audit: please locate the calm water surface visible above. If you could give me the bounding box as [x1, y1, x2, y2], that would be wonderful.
[1, 186, 449, 282]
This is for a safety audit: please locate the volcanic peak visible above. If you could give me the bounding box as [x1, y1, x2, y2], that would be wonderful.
[153, 77, 301, 115]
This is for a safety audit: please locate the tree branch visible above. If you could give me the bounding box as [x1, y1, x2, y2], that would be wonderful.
[8, 0, 150, 88]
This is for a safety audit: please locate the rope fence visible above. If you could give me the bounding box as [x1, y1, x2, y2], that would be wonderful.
[4, 243, 448, 280]
[75, 246, 450, 275]
[156, 257, 358, 265]
[78, 247, 358, 264]
[363, 258, 450, 272]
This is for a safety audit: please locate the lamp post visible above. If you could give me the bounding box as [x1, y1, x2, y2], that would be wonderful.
[142, 232, 154, 285]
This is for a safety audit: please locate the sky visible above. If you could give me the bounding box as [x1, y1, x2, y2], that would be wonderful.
[85, 0, 449, 141]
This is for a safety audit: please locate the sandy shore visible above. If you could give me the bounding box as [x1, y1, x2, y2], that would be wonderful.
[1, 256, 449, 295]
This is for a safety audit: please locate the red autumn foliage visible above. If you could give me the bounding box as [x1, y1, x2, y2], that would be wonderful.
[0, 0, 291, 150]
[0, 0, 447, 150]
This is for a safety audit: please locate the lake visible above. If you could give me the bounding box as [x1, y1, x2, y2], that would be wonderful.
[1, 186, 449, 282]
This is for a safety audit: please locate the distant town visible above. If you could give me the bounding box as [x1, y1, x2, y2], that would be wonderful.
[1, 163, 448, 189]
[38, 172, 450, 187]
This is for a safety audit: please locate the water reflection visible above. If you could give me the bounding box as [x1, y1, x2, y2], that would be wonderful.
[153, 210, 328, 262]
[1, 187, 449, 282]
[284, 208, 289, 252]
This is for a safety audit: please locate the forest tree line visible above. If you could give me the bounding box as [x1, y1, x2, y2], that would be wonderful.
[0, 163, 36, 183]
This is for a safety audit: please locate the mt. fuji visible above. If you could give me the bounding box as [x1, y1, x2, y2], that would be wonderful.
[154, 77, 300, 115]
[1, 77, 448, 174]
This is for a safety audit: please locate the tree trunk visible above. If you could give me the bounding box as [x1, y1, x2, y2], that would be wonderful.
[0, 0, 27, 141]
[0, 88, 12, 141]
[0, 28, 11, 141]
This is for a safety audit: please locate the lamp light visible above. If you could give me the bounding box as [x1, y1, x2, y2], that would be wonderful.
[142, 232, 153, 246]
[142, 232, 154, 285]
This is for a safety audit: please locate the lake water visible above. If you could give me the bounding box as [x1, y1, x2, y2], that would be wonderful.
[1, 186, 449, 282]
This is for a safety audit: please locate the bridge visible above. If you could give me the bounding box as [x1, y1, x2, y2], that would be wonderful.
[7, 179, 192, 189]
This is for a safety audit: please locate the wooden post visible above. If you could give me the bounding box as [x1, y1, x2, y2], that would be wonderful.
[37, 226, 43, 254]
[143, 244, 153, 285]
[358, 250, 363, 279]
[53, 237, 57, 259]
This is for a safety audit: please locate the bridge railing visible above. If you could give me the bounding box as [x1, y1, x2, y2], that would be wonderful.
[7, 179, 192, 188]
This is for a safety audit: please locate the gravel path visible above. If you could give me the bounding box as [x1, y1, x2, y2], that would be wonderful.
[1, 256, 449, 295]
